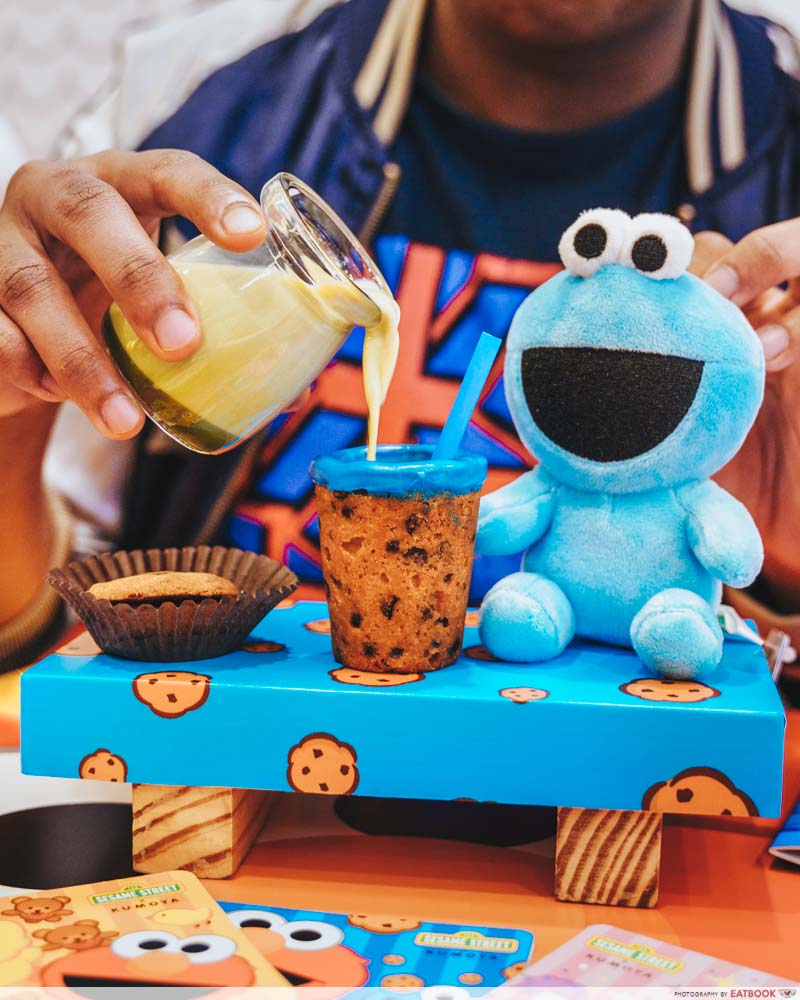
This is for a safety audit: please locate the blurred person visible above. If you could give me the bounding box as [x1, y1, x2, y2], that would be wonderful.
[1, 0, 800, 668]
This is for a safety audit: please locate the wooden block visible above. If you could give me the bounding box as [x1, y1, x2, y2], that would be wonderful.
[132, 784, 275, 879]
[555, 806, 662, 908]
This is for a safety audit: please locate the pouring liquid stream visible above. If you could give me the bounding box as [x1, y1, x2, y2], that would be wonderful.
[359, 280, 400, 461]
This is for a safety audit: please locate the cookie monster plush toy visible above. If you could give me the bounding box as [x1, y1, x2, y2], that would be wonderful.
[477, 209, 765, 679]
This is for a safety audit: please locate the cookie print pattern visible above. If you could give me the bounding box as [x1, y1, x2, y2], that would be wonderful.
[287, 733, 359, 795]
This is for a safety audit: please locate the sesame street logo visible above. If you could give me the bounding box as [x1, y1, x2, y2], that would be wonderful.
[588, 935, 684, 972]
[414, 931, 519, 953]
[91, 883, 182, 904]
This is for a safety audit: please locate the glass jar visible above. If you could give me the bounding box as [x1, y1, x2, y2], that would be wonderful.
[103, 172, 390, 454]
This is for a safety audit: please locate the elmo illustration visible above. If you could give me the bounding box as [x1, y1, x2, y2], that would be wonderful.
[39, 929, 254, 993]
[227, 910, 369, 998]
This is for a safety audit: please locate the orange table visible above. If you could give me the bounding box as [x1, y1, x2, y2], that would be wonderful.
[207, 711, 800, 982]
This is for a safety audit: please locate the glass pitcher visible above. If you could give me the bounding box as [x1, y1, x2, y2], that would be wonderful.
[102, 173, 390, 454]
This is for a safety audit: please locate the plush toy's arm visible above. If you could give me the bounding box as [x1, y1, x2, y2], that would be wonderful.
[678, 480, 763, 588]
[476, 467, 557, 556]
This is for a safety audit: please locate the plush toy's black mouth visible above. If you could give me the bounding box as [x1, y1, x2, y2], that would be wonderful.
[521, 346, 704, 462]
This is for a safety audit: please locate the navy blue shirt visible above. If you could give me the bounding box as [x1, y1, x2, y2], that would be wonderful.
[382, 74, 687, 256]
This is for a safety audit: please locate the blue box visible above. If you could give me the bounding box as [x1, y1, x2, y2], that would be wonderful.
[21, 601, 785, 816]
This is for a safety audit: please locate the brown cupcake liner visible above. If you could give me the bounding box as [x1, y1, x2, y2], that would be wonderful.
[46, 546, 298, 662]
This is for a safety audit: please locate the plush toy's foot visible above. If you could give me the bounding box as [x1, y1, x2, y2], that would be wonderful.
[479, 571, 575, 662]
[630, 588, 723, 679]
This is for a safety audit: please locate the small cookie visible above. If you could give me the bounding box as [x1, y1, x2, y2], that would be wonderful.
[383, 954, 405, 966]
[348, 915, 421, 934]
[499, 686, 549, 703]
[287, 733, 359, 794]
[642, 766, 757, 816]
[305, 618, 332, 634]
[133, 671, 211, 719]
[458, 972, 483, 985]
[241, 640, 287, 654]
[381, 973, 425, 992]
[502, 962, 528, 980]
[78, 749, 127, 782]
[463, 644, 500, 662]
[621, 677, 720, 703]
[329, 668, 424, 687]
[88, 571, 238, 605]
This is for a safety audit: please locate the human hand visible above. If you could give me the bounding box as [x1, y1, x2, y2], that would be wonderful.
[0, 150, 266, 437]
[692, 227, 800, 600]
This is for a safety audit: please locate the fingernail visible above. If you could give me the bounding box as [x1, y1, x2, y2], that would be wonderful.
[222, 203, 264, 234]
[101, 392, 141, 435]
[704, 264, 739, 300]
[758, 323, 790, 362]
[154, 308, 199, 352]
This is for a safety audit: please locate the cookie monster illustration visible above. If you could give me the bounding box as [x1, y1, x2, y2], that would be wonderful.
[477, 209, 764, 678]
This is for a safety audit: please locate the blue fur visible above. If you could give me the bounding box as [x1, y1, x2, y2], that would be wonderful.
[477, 261, 765, 678]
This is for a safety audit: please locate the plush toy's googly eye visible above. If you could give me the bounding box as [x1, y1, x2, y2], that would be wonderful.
[558, 208, 630, 277]
[622, 213, 694, 279]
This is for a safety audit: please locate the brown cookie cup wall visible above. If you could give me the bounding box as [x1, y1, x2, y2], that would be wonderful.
[315, 485, 479, 673]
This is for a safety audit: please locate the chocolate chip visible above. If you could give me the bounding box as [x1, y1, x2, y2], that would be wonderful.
[319, 782, 329, 792]
[88, 767, 95, 775]
[386, 540, 400, 553]
[302, 766, 310, 775]
[435, 617, 449, 628]
[381, 595, 399, 619]
[389, 647, 404, 658]
[422, 607, 433, 621]
[676, 787, 694, 803]
[363, 643, 377, 657]
[447, 639, 460, 657]
[350, 612, 362, 628]
[340, 765, 350, 775]
[353, 488, 368, 496]
[313, 748, 323, 759]
[430, 640, 441, 648]
[405, 514, 421, 535]
[334, 491, 348, 499]
[342, 506, 354, 519]
[443, 573, 453, 583]
[722, 808, 732, 815]
[403, 547, 428, 564]
[331, 577, 342, 589]
[430, 652, 440, 662]
[167, 694, 177, 704]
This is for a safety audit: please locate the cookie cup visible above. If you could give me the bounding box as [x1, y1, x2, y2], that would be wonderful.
[46, 546, 297, 662]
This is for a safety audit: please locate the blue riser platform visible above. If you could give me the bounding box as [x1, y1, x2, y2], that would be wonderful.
[21, 601, 785, 817]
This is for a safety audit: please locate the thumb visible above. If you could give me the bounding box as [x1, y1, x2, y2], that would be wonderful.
[689, 230, 734, 277]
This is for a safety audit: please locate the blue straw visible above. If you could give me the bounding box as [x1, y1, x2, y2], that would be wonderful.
[433, 331, 502, 460]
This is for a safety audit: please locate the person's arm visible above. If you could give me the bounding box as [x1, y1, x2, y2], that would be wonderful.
[0, 150, 268, 651]
[691, 226, 800, 610]
[0, 407, 56, 624]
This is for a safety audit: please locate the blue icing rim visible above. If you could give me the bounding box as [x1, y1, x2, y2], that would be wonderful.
[309, 445, 487, 497]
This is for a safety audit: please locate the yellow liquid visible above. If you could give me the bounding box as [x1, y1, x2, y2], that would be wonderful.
[105, 262, 399, 454]
[359, 280, 400, 460]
